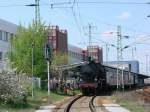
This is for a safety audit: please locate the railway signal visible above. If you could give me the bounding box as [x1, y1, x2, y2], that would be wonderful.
[45, 42, 53, 95]
[45, 42, 52, 61]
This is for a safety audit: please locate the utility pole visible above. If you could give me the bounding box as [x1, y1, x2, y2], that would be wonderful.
[86, 23, 96, 59]
[25, 0, 40, 98]
[105, 44, 109, 64]
[26, 0, 40, 26]
[117, 25, 122, 61]
[116, 66, 119, 90]
[31, 42, 35, 98]
[35, 0, 40, 27]
[146, 55, 149, 75]
[116, 25, 122, 91]
[131, 46, 136, 60]
[121, 65, 124, 92]
[132, 47, 134, 60]
[47, 60, 50, 95]
[88, 23, 92, 47]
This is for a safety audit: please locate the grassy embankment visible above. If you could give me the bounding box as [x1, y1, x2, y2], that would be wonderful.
[0, 89, 81, 112]
[111, 91, 150, 112]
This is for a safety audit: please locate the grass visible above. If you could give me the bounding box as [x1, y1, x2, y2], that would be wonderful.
[0, 102, 32, 112]
[0, 89, 73, 112]
[74, 89, 81, 94]
[111, 91, 149, 112]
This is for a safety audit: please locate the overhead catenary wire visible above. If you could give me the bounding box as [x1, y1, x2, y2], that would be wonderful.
[0, 1, 150, 7]
[45, 0, 87, 47]
[1, 1, 150, 45]
[72, 0, 76, 8]
[74, 11, 150, 36]
[62, 0, 88, 46]
[74, 0, 88, 46]
[69, 7, 150, 49]
[49, 1, 150, 5]
[68, 5, 150, 49]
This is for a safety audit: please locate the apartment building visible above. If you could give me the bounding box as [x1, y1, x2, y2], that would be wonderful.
[0, 18, 17, 60]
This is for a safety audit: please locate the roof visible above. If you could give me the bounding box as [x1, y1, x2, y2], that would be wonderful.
[0, 18, 17, 33]
[103, 64, 149, 79]
[137, 74, 150, 78]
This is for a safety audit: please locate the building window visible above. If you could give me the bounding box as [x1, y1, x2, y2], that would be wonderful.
[10, 33, 14, 40]
[0, 30, 2, 40]
[4, 32, 8, 41]
[0, 52, 2, 60]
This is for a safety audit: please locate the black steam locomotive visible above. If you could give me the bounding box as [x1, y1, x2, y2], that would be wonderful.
[75, 60, 106, 95]
[74, 60, 142, 95]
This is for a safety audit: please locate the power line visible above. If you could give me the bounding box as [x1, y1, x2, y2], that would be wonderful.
[86, 23, 96, 47]
[75, 6, 150, 47]
[1, 1, 150, 42]
[73, 0, 88, 46]
[35, 0, 40, 27]
[0, 4, 25, 7]
[71, 8, 83, 35]
[49, 1, 150, 5]
[74, 1, 150, 5]
[74, 11, 150, 36]
[0, 1, 150, 7]
[72, 0, 76, 8]
[0, 4, 72, 8]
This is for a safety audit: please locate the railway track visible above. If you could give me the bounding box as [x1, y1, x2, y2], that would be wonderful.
[64, 95, 97, 112]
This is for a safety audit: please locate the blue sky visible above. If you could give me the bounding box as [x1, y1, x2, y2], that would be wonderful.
[1, 0, 150, 74]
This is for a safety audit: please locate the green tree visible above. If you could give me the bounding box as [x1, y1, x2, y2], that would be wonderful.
[9, 22, 49, 78]
[51, 52, 68, 67]
[51, 52, 68, 77]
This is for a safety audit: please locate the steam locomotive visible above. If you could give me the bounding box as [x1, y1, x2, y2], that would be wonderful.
[74, 60, 141, 95]
[75, 60, 106, 95]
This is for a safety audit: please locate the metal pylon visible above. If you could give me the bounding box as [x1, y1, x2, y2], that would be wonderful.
[117, 25, 122, 61]
[35, 0, 40, 27]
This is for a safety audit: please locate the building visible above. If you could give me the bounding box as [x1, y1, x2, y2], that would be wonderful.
[68, 45, 103, 64]
[0, 19, 17, 71]
[0, 19, 17, 60]
[68, 44, 84, 64]
[48, 25, 68, 53]
[87, 45, 103, 63]
[104, 60, 139, 73]
[82, 50, 88, 61]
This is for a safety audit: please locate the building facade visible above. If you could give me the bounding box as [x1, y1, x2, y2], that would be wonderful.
[48, 25, 68, 53]
[82, 50, 88, 61]
[68, 45, 103, 64]
[0, 19, 17, 60]
[68, 44, 83, 64]
[87, 45, 103, 63]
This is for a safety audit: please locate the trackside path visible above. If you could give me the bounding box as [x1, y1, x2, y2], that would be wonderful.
[103, 104, 130, 112]
[95, 96, 130, 112]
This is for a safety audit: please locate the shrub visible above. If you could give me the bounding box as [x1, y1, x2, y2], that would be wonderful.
[0, 72, 27, 104]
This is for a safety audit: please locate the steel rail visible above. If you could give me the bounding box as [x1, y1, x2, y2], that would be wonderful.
[64, 95, 97, 112]
[89, 96, 97, 112]
[64, 95, 83, 112]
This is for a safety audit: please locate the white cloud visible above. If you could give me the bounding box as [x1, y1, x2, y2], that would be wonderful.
[117, 12, 131, 20]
